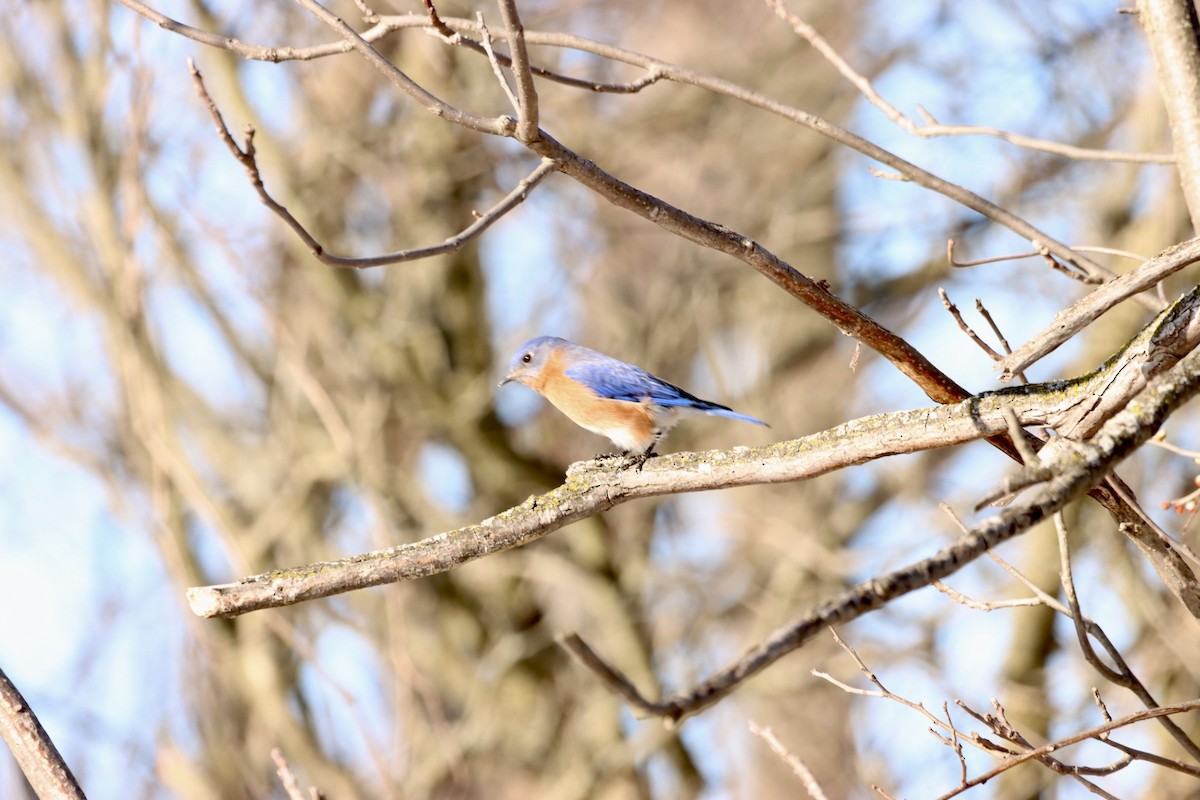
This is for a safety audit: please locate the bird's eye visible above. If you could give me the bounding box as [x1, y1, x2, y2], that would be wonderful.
[521, 353, 532, 364]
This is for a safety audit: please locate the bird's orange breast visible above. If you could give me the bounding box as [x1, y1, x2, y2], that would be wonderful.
[537, 350, 657, 450]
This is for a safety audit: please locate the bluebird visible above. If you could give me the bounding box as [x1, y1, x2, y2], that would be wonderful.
[499, 336, 767, 464]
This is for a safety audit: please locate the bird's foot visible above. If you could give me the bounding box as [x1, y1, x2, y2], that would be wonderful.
[625, 449, 658, 472]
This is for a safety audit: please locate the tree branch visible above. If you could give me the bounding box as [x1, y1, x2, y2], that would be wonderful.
[1138, 0, 1200, 230]
[997, 237, 1200, 380]
[939, 699, 1200, 799]
[188, 62, 555, 268]
[0, 665, 85, 800]
[429, 18, 1138, 296]
[188, 293, 1200, 621]
[495, 0, 539, 142]
[1055, 513, 1200, 761]
[187, 400, 1013, 618]
[764, 0, 1175, 165]
[572, 344, 1200, 721]
[288, 0, 515, 136]
[118, 2, 1144, 300]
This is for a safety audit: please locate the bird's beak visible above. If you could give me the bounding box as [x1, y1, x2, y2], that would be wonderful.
[498, 373, 514, 387]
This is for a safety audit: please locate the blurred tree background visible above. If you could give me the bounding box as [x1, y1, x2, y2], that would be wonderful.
[1, 0, 1198, 798]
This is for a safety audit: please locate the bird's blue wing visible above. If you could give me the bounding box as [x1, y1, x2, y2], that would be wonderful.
[565, 357, 768, 426]
[565, 358, 719, 407]
[565, 359, 689, 404]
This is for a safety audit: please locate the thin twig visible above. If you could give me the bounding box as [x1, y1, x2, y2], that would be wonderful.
[976, 299, 1028, 383]
[271, 748, 308, 800]
[938, 699, 1200, 799]
[958, 502, 1200, 761]
[997, 237, 1200, 380]
[496, 0, 539, 142]
[556, 634, 661, 719]
[937, 283, 1030, 383]
[188, 61, 554, 268]
[946, 502, 1200, 762]
[1057, 503, 1200, 765]
[1003, 408, 1041, 467]
[291, 0, 515, 136]
[810, 670, 884, 697]
[974, 300, 1012, 353]
[421, 0, 454, 39]
[1073, 246, 1148, 261]
[748, 721, 831, 800]
[1055, 513, 1127, 685]
[819, 631, 1133, 792]
[948, 238, 1044, 268]
[949, 236, 1101, 284]
[476, 13, 520, 112]
[932, 580, 1044, 611]
[939, 288, 1003, 360]
[122, 4, 1141, 299]
[944, 703, 967, 787]
[351, 0, 376, 22]
[764, 0, 1174, 164]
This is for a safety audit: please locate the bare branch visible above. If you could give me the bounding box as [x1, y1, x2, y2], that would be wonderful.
[476, 13, 520, 112]
[557, 633, 666, 720]
[1138, 0, 1200, 228]
[549, 344, 1200, 720]
[932, 580, 1045, 611]
[1056, 513, 1126, 684]
[0, 665, 86, 800]
[998, 237, 1200, 380]
[496, 0, 539, 142]
[939, 699, 1200, 799]
[523, 131, 979, 404]
[1054, 512, 1200, 760]
[188, 317, 1200, 621]
[188, 62, 554, 267]
[272, 748, 325, 800]
[289, 0, 515, 136]
[939, 288, 1004, 361]
[120, 4, 1138, 297]
[748, 721, 831, 800]
[765, 0, 1174, 165]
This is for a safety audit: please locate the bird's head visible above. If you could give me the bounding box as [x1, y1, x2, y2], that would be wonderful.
[499, 336, 565, 387]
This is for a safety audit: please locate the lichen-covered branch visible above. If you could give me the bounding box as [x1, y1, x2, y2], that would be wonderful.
[188, 285, 1200, 619]
[565, 344, 1200, 721]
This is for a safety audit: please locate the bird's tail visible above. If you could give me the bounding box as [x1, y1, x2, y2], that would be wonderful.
[703, 405, 769, 427]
